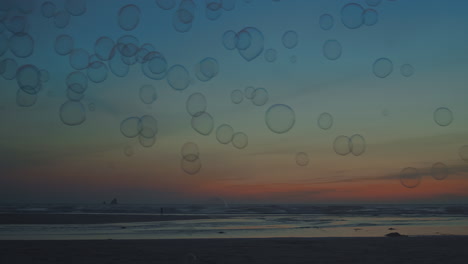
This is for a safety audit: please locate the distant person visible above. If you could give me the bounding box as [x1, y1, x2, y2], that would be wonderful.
[160, 207, 164, 216]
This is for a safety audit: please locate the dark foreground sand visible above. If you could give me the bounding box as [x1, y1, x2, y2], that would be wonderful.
[1, 236, 467, 264]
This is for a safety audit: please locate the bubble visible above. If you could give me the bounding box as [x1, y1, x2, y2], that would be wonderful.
[65, 0, 86, 16]
[433, 107, 453, 127]
[238, 27, 264, 62]
[0, 33, 7, 56]
[181, 142, 199, 161]
[172, 9, 193, 33]
[363, 9, 378, 26]
[459, 145, 468, 162]
[39, 69, 49, 83]
[59, 100, 86, 126]
[1, 58, 17, 80]
[118, 4, 140, 31]
[109, 53, 129, 77]
[296, 152, 309, 166]
[94, 36, 115, 61]
[66, 71, 88, 94]
[5, 16, 27, 33]
[55, 34, 74, 56]
[147, 53, 167, 74]
[41, 1, 56, 18]
[139, 115, 158, 138]
[124, 145, 134, 157]
[400, 167, 421, 188]
[139, 85, 157, 104]
[191, 112, 214, 136]
[87, 61, 108, 83]
[400, 64, 414, 77]
[244, 86, 254, 99]
[222, 0, 236, 11]
[69, 49, 89, 70]
[322, 39, 342, 61]
[282, 30, 298, 49]
[87, 102, 95, 111]
[232, 132, 248, 149]
[431, 162, 448, 181]
[318, 112, 333, 130]
[16, 64, 41, 94]
[333, 135, 351, 156]
[54, 11, 70, 29]
[181, 157, 202, 175]
[156, 0, 176, 10]
[319, 14, 334, 30]
[231, 90, 243, 104]
[251, 88, 268, 106]
[9, 33, 33, 58]
[205, 1, 222, 21]
[16, 88, 37, 107]
[139, 134, 156, 148]
[120, 117, 142, 138]
[264, 48, 277, 62]
[365, 0, 382, 7]
[341, 3, 364, 29]
[350, 134, 366, 156]
[141, 52, 166, 80]
[66, 87, 84, 101]
[167, 64, 190, 91]
[265, 104, 295, 134]
[222, 30, 238, 50]
[236, 30, 251, 50]
[216, 124, 234, 144]
[199, 57, 219, 79]
[373, 58, 393, 78]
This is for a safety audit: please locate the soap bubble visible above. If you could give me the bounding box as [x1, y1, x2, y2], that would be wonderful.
[244, 86, 254, 99]
[191, 112, 214, 136]
[55, 34, 74, 56]
[264, 48, 277, 62]
[147, 53, 167, 74]
[118, 4, 140, 31]
[59, 100, 86, 126]
[282, 30, 298, 49]
[172, 9, 193, 33]
[216, 124, 234, 144]
[252, 88, 268, 106]
[65, 0, 86, 16]
[232, 132, 248, 149]
[181, 142, 199, 161]
[431, 162, 448, 181]
[318, 112, 333, 130]
[139, 115, 158, 139]
[205, 1, 222, 21]
[109, 52, 129, 77]
[120, 117, 142, 138]
[433, 107, 453, 127]
[66, 71, 88, 94]
[66, 87, 84, 101]
[156, 0, 176, 10]
[41, 1, 56, 18]
[54, 11, 70, 29]
[231, 89, 243, 104]
[94, 36, 115, 61]
[141, 52, 166, 80]
[296, 152, 309, 166]
[350, 134, 366, 156]
[181, 157, 202, 175]
[167, 64, 190, 91]
[373, 58, 393, 78]
[16, 88, 37, 107]
[333, 135, 351, 156]
[186, 93, 207, 117]
[139, 85, 157, 104]
[16, 64, 41, 94]
[69, 48, 89, 70]
[265, 104, 295, 134]
[459, 145, 468, 162]
[341, 3, 364, 29]
[9, 33, 33, 58]
[139, 134, 156, 148]
[400, 64, 414, 77]
[199, 57, 219, 79]
[363, 9, 378, 26]
[222, 30, 238, 50]
[319, 14, 334, 30]
[400, 167, 421, 188]
[238, 27, 264, 62]
[87, 61, 108, 83]
[236, 30, 251, 50]
[323, 39, 342, 60]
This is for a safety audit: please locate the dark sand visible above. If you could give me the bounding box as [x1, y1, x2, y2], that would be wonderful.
[1, 237, 467, 264]
[0, 213, 211, 224]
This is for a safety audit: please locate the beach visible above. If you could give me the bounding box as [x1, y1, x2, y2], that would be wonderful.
[1, 236, 468, 264]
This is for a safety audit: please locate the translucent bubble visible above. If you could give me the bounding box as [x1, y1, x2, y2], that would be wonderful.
[244, 86, 254, 99]
[205, 1, 222, 21]
[66, 71, 88, 94]
[66, 87, 84, 101]
[16, 64, 41, 94]
[400, 64, 414, 77]
[323, 39, 342, 60]
[236, 30, 251, 50]
[139, 134, 156, 148]
[181, 142, 199, 161]
[282, 30, 298, 49]
[341, 3, 364, 29]
[194, 63, 210, 82]
[433, 107, 453, 127]
[222, 30, 238, 50]
[400, 167, 421, 188]
[350, 134, 366, 156]
[373, 58, 393, 78]
[431, 162, 448, 181]
[55, 34, 74, 56]
[9, 32, 33, 58]
[54, 11, 70, 29]
[120, 117, 142, 138]
[181, 157, 202, 175]
[0, 33, 7, 56]
[365, 0, 382, 7]
[147, 53, 167, 74]
[459, 145, 468, 162]
[87, 61, 108, 83]
[232, 132, 248, 149]
[265, 104, 295, 134]
[39, 69, 49, 83]
[94, 36, 115, 61]
[238, 27, 264, 62]
[167, 64, 190, 91]
[118, 4, 140, 31]
[87, 102, 95, 111]
[16, 88, 37, 107]
[186, 93, 207, 117]
[172, 9, 193, 33]
[69, 49, 89, 70]
[191, 112, 214, 136]
[156, 0, 176, 10]
[141, 52, 166, 80]
[124, 145, 134, 157]
[139, 115, 158, 138]
[109, 52, 129, 77]
[231, 89, 243, 104]
[319, 14, 334, 30]
[363, 9, 378, 26]
[318, 112, 333, 130]
[216, 124, 234, 144]
[65, 0, 86, 16]
[264, 48, 277, 62]
[5, 16, 27, 33]
[41, 1, 56, 18]
[199, 57, 219, 79]
[222, 0, 236, 11]
[139, 85, 157, 104]
[1, 58, 17, 80]
[333, 135, 351, 156]
[252, 88, 268, 106]
[59, 100, 86, 126]
[296, 152, 309, 166]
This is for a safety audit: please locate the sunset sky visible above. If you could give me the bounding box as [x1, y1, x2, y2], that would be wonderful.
[1, 0, 468, 204]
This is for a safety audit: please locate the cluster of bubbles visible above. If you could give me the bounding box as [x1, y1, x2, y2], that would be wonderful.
[222, 27, 264, 61]
[333, 134, 366, 156]
[40, 0, 87, 29]
[340, 3, 378, 29]
[120, 115, 158, 148]
[400, 162, 449, 189]
[231, 86, 269, 106]
[372, 58, 415, 78]
[180, 142, 202, 175]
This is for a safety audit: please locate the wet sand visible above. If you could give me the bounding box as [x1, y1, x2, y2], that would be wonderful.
[1, 236, 467, 264]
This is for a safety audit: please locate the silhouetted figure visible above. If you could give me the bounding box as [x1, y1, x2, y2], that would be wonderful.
[160, 207, 164, 215]
[110, 198, 118, 205]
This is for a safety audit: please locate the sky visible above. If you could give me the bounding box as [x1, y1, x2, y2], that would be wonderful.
[1, 0, 468, 204]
